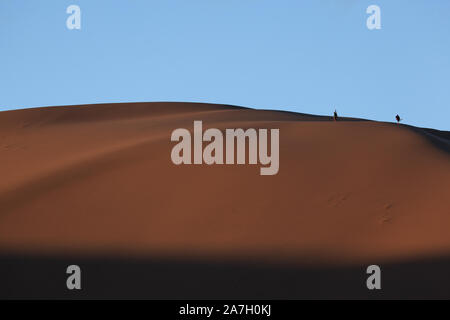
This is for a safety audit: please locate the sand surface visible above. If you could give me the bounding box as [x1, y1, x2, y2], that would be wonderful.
[0, 102, 449, 262]
[0, 102, 449, 298]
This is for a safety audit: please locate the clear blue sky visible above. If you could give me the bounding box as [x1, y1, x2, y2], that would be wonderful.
[1, 0, 449, 130]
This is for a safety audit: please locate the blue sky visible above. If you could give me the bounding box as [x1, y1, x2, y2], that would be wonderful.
[1, 0, 449, 130]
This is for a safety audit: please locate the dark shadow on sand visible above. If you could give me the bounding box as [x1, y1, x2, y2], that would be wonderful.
[416, 127, 450, 153]
[1, 253, 450, 299]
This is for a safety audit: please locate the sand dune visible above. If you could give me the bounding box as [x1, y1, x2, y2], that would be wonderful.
[0, 102, 449, 298]
[0, 101, 449, 262]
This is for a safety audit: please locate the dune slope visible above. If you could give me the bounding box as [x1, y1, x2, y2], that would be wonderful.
[0, 102, 449, 266]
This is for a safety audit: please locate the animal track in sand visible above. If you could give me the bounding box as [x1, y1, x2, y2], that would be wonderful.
[2, 143, 26, 151]
[326, 192, 352, 207]
[378, 203, 395, 225]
